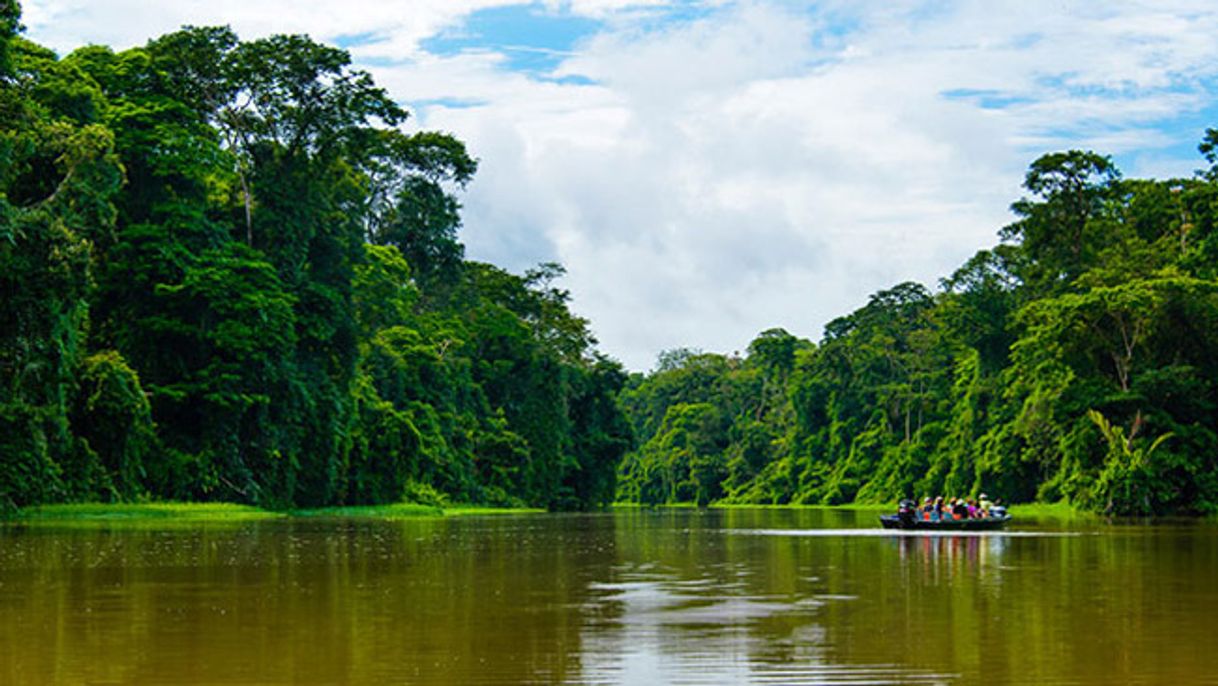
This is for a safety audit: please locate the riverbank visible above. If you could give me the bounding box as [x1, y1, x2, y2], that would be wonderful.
[616, 501, 1040, 512]
[9, 500, 1097, 525]
[713, 502, 896, 512]
[1006, 502, 1093, 519]
[7, 502, 545, 524]
[611, 501, 891, 511]
[613, 500, 1104, 519]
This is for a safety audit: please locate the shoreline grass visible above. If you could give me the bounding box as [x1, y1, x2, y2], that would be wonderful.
[6, 501, 548, 524]
[1007, 502, 1091, 519]
[712, 502, 896, 512]
[8, 499, 1099, 524]
[289, 503, 443, 518]
[616, 500, 1108, 519]
[13, 502, 284, 524]
[612, 501, 897, 512]
[289, 504, 545, 519]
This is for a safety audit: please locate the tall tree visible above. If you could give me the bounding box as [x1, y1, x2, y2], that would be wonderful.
[1001, 150, 1120, 290]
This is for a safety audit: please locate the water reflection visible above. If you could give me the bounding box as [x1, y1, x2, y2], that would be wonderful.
[1, 511, 1217, 684]
[578, 561, 948, 685]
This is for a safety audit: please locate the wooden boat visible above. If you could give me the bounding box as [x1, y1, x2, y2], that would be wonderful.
[879, 512, 1011, 531]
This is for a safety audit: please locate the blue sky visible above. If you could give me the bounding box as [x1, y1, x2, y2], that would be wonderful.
[21, 1, 1218, 369]
[419, 5, 601, 74]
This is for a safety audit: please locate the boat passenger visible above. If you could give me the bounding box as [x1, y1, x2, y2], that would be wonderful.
[897, 499, 917, 526]
[979, 493, 993, 517]
[921, 497, 934, 521]
[931, 496, 945, 522]
[967, 499, 978, 519]
[952, 498, 968, 520]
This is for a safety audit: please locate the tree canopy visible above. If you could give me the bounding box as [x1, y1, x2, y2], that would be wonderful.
[618, 148, 1218, 516]
[0, 11, 629, 512]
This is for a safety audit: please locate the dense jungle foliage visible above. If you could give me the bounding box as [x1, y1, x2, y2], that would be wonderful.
[618, 146, 1218, 516]
[7, 2, 1218, 519]
[0, 3, 631, 512]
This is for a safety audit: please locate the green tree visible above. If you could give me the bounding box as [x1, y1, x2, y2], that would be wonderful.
[1086, 410, 1172, 515]
[67, 350, 156, 500]
[0, 1, 20, 78]
[1001, 150, 1120, 290]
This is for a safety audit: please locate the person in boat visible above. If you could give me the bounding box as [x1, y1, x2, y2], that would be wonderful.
[952, 498, 968, 520]
[883, 496, 1009, 529]
[920, 497, 934, 521]
[979, 493, 993, 517]
[897, 499, 918, 526]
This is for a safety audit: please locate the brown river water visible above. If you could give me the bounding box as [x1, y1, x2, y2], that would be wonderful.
[1, 508, 1216, 685]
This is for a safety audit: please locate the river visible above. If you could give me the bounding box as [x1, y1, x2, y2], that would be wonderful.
[1, 508, 1216, 684]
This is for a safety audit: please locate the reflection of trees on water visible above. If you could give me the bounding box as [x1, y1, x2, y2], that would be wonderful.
[577, 510, 953, 684]
[0, 517, 610, 685]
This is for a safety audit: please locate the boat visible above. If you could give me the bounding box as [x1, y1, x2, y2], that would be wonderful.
[878, 499, 1011, 531]
[878, 513, 1011, 531]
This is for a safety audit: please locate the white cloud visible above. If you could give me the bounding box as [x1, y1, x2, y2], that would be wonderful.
[389, 3, 1015, 367]
[21, 0, 1218, 369]
[20, 0, 677, 55]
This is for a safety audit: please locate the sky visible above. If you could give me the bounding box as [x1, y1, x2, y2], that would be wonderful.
[21, 0, 1218, 370]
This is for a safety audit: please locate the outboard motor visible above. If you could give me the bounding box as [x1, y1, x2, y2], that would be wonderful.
[897, 499, 917, 526]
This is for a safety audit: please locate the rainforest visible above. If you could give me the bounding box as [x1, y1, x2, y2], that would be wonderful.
[617, 149, 1218, 516]
[4, 1, 1218, 517]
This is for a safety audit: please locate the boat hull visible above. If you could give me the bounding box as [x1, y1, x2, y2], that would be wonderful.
[878, 514, 1011, 531]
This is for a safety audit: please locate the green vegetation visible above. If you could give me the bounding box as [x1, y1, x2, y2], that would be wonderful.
[714, 502, 896, 512]
[617, 151, 1218, 517]
[290, 504, 543, 518]
[611, 501, 896, 512]
[4, 1, 1218, 519]
[0, 5, 630, 515]
[8, 501, 545, 522]
[1007, 502, 1093, 520]
[15, 502, 282, 522]
[289, 503, 444, 518]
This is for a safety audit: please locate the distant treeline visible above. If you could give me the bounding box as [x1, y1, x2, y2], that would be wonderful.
[617, 146, 1218, 516]
[0, 3, 631, 512]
